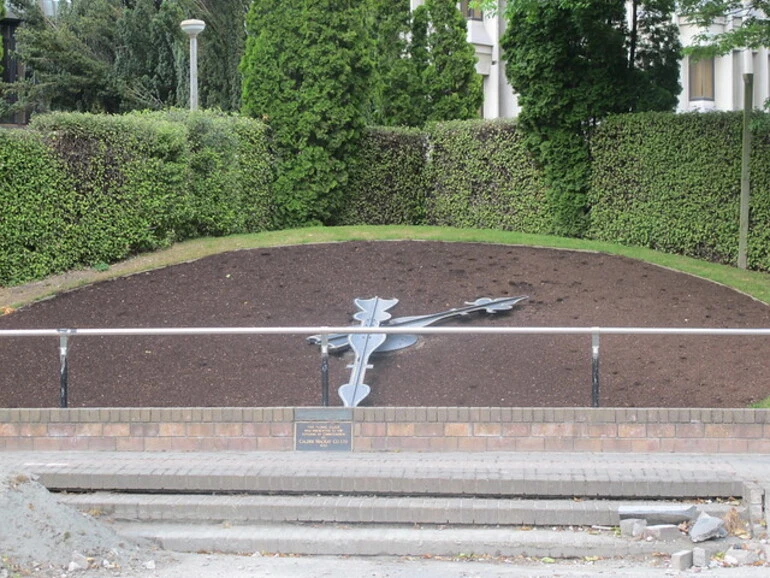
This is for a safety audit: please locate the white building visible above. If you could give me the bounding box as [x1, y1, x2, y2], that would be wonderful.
[413, 1, 770, 118]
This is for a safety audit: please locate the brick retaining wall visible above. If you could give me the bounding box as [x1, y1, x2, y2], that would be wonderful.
[1, 407, 769, 452]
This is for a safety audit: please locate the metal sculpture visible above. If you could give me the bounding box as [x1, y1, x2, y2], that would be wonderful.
[338, 297, 398, 408]
[308, 295, 528, 352]
[309, 295, 528, 407]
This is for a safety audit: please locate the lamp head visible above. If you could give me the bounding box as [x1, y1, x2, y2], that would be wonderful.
[181, 19, 206, 37]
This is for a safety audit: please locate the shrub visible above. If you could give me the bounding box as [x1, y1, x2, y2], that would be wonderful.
[0, 130, 78, 285]
[341, 127, 429, 225]
[424, 120, 550, 233]
[589, 112, 770, 270]
[0, 110, 273, 286]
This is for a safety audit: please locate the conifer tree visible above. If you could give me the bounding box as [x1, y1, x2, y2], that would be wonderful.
[115, 0, 187, 110]
[240, 0, 373, 227]
[420, 0, 483, 122]
[369, 0, 416, 126]
[0, 3, 5, 78]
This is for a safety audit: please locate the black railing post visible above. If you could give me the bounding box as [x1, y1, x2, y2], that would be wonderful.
[591, 330, 600, 408]
[320, 333, 329, 407]
[58, 330, 71, 409]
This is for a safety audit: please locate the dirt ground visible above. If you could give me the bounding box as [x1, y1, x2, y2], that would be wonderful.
[1, 240, 769, 409]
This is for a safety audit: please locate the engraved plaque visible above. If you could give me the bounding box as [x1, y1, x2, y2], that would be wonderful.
[295, 421, 352, 451]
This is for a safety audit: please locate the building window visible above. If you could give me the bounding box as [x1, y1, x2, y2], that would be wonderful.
[40, 0, 64, 17]
[459, 1, 483, 21]
[689, 57, 715, 101]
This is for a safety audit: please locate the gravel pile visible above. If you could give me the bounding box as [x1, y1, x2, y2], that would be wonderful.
[0, 473, 163, 577]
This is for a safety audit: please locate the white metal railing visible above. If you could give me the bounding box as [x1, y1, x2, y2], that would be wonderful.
[2, 326, 769, 408]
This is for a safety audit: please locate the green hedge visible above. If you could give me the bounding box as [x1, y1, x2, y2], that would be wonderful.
[7, 111, 770, 287]
[0, 130, 79, 285]
[0, 111, 273, 286]
[341, 127, 429, 225]
[31, 112, 191, 263]
[588, 112, 770, 270]
[156, 110, 274, 236]
[423, 120, 551, 233]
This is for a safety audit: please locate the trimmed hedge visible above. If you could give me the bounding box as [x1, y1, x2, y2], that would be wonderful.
[423, 120, 551, 233]
[0, 111, 273, 286]
[341, 127, 429, 225]
[157, 110, 274, 236]
[0, 130, 80, 285]
[31, 112, 191, 263]
[588, 112, 770, 270]
[6, 111, 770, 287]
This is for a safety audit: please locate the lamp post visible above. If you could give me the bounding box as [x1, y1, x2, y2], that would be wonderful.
[738, 46, 753, 270]
[180, 19, 206, 111]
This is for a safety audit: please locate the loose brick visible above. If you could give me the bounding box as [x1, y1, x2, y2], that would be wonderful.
[671, 550, 693, 571]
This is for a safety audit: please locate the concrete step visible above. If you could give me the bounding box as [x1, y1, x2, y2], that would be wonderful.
[111, 521, 740, 559]
[40, 469, 744, 499]
[59, 492, 743, 528]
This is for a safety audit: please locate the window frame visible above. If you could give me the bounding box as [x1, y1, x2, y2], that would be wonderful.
[689, 56, 715, 102]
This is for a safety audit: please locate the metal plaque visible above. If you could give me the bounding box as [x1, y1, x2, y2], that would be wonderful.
[295, 421, 352, 451]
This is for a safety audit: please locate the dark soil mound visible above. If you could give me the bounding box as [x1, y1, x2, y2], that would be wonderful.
[1, 241, 768, 408]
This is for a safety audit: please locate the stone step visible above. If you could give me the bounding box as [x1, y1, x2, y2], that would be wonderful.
[40, 469, 744, 499]
[112, 521, 739, 559]
[59, 493, 742, 528]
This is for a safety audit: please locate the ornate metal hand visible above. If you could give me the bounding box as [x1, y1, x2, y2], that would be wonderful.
[308, 295, 528, 353]
[338, 297, 399, 407]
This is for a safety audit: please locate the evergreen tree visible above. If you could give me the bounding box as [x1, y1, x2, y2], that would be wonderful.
[421, 0, 483, 122]
[241, 0, 374, 227]
[629, 0, 682, 112]
[6, 0, 192, 113]
[407, 4, 431, 125]
[500, 0, 633, 236]
[499, 0, 680, 236]
[115, 0, 187, 110]
[0, 3, 5, 78]
[375, 0, 482, 127]
[8, 0, 124, 113]
[369, 0, 416, 126]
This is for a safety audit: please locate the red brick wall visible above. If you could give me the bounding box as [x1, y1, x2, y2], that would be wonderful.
[1, 407, 768, 453]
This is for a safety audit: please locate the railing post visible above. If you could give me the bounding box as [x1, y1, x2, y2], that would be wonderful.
[320, 332, 329, 407]
[591, 329, 600, 408]
[58, 330, 71, 409]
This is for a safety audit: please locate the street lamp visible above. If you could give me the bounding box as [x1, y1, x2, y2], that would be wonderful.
[180, 19, 206, 111]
